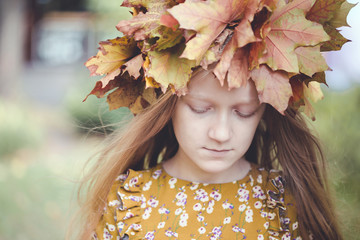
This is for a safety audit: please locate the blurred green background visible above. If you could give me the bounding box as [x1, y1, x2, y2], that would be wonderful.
[0, 0, 359, 239]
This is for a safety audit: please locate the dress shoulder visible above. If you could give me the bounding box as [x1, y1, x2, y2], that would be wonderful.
[93, 168, 151, 240]
[256, 167, 300, 239]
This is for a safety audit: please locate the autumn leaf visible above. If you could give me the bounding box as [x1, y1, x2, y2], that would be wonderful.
[168, 0, 259, 63]
[321, 23, 350, 51]
[250, 65, 293, 114]
[123, 54, 144, 79]
[302, 81, 324, 120]
[330, 1, 356, 28]
[83, 77, 121, 101]
[85, 37, 138, 76]
[306, 0, 344, 25]
[117, 0, 182, 50]
[295, 45, 328, 77]
[147, 44, 196, 93]
[253, 0, 330, 73]
[226, 47, 251, 88]
[107, 80, 143, 111]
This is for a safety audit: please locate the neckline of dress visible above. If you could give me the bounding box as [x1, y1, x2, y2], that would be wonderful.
[157, 162, 256, 185]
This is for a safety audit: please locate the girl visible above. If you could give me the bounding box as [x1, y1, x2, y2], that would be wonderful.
[73, 0, 352, 239]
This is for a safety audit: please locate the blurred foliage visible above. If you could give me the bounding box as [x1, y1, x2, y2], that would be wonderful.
[65, 71, 132, 135]
[313, 85, 360, 239]
[0, 99, 43, 158]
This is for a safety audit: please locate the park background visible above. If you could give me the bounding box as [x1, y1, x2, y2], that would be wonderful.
[0, 0, 359, 239]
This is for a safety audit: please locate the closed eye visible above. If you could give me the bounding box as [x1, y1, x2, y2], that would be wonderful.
[189, 105, 211, 114]
[234, 109, 256, 118]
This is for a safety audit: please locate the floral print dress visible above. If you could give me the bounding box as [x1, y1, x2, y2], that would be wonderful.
[94, 163, 301, 240]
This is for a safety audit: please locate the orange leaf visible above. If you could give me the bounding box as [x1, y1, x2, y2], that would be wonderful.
[85, 37, 138, 76]
[147, 45, 196, 92]
[295, 45, 328, 77]
[250, 65, 293, 114]
[256, 0, 330, 73]
[168, 0, 259, 63]
[306, 0, 344, 25]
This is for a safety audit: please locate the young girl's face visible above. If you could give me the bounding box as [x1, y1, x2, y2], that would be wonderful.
[170, 71, 265, 182]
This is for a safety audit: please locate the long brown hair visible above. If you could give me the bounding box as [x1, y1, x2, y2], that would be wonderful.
[70, 91, 342, 240]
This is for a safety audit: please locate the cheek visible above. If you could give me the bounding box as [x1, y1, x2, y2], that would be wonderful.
[172, 108, 204, 145]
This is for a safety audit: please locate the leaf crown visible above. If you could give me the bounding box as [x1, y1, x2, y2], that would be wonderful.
[85, 0, 354, 120]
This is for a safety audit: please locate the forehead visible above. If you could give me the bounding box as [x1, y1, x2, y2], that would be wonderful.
[185, 70, 259, 105]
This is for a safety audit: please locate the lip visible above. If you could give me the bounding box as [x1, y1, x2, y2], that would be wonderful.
[203, 147, 232, 157]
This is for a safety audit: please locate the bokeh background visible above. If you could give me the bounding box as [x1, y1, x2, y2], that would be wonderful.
[0, 0, 359, 239]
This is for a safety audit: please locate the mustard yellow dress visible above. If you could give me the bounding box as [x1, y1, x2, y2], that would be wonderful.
[94, 163, 301, 240]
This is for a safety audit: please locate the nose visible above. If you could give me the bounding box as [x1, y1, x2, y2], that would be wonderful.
[208, 111, 232, 142]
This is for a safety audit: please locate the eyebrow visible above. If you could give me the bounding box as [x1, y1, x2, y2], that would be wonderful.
[185, 93, 260, 105]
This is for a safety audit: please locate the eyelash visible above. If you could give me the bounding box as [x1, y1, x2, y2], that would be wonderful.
[189, 105, 256, 118]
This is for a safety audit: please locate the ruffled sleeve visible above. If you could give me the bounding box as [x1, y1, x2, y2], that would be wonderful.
[265, 170, 300, 240]
[93, 169, 144, 240]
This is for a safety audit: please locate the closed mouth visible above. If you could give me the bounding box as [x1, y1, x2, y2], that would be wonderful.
[204, 147, 232, 152]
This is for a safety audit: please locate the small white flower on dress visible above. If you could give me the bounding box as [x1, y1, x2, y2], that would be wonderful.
[165, 230, 178, 237]
[116, 174, 128, 181]
[253, 185, 266, 199]
[206, 206, 214, 214]
[157, 222, 165, 229]
[144, 231, 155, 240]
[208, 199, 215, 207]
[245, 209, 253, 216]
[197, 215, 204, 222]
[144, 207, 152, 214]
[261, 210, 267, 218]
[133, 224, 141, 231]
[169, 177, 177, 185]
[295, 237, 303, 240]
[293, 221, 298, 230]
[179, 219, 188, 227]
[198, 226, 206, 234]
[176, 192, 186, 200]
[238, 204, 246, 212]
[117, 221, 124, 231]
[264, 222, 269, 229]
[193, 203, 202, 211]
[223, 217, 231, 224]
[152, 169, 162, 179]
[210, 191, 222, 201]
[142, 180, 152, 191]
[257, 174, 263, 183]
[211, 226, 222, 238]
[103, 228, 111, 240]
[268, 212, 276, 220]
[175, 208, 182, 215]
[158, 206, 170, 214]
[147, 198, 159, 208]
[281, 232, 291, 240]
[232, 225, 245, 233]
[129, 176, 139, 187]
[124, 211, 134, 220]
[258, 234, 264, 240]
[245, 214, 253, 223]
[142, 211, 151, 219]
[254, 201, 262, 209]
[108, 200, 120, 207]
[222, 201, 234, 209]
[106, 223, 116, 231]
[249, 175, 254, 186]
[190, 183, 199, 190]
[180, 212, 189, 220]
[237, 189, 250, 202]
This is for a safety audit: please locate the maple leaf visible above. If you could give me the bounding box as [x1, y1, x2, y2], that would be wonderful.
[83, 77, 121, 102]
[295, 45, 328, 77]
[117, 0, 182, 51]
[321, 23, 350, 51]
[303, 81, 324, 120]
[250, 65, 293, 114]
[306, 0, 344, 25]
[147, 44, 196, 93]
[168, 0, 259, 63]
[123, 54, 144, 79]
[330, 1, 356, 28]
[226, 47, 251, 88]
[251, 0, 330, 73]
[85, 37, 138, 76]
